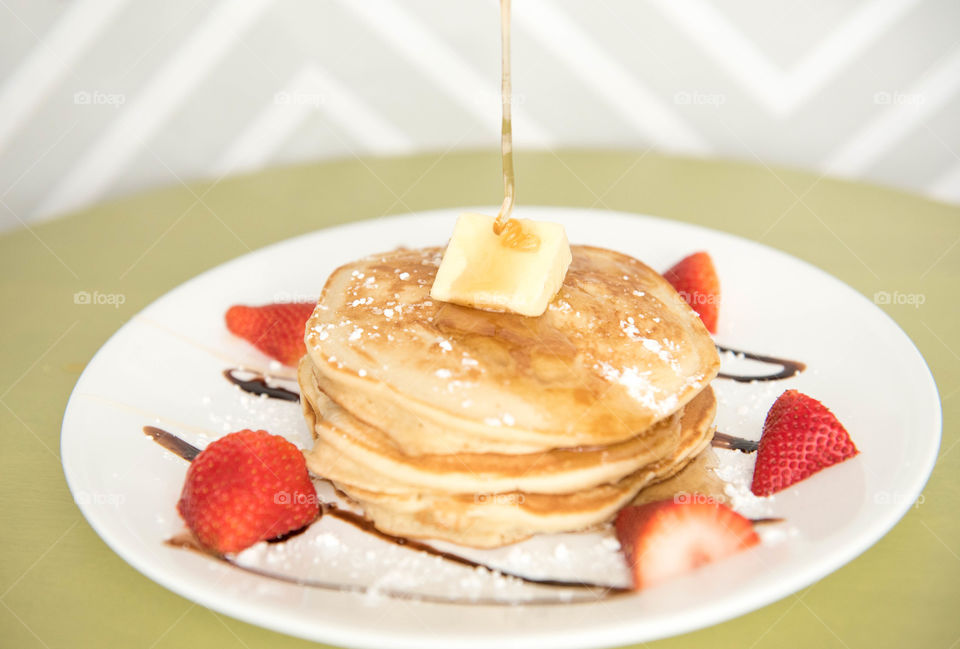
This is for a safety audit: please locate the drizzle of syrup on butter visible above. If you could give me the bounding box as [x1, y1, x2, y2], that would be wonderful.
[492, 0, 538, 252]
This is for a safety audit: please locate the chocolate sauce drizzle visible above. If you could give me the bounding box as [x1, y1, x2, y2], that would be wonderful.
[715, 345, 806, 383]
[223, 368, 300, 401]
[165, 532, 617, 605]
[147, 426, 628, 602]
[318, 502, 627, 593]
[709, 345, 805, 452]
[144, 426, 201, 461]
[711, 432, 759, 453]
[265, 524, 311, 544]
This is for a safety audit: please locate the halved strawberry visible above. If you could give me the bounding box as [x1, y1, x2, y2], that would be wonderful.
[615, 498, 759, 590]
[663, 251, 720, 333]
[225, 301, 315, 366]
[751, 390, 858, 496]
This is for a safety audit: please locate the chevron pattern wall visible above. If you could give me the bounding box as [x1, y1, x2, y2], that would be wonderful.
[1, 0, 958, 232]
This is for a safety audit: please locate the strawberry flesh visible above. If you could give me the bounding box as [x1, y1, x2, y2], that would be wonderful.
[615, 498, 759, 590]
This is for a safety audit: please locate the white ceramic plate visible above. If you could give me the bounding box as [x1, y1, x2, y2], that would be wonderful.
[61, 207, 941, 649]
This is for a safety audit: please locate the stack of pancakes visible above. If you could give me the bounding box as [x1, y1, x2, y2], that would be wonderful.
[299, 245, 721, 547]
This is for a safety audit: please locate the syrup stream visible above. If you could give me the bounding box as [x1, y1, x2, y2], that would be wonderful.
[490, 0, 538, 251]
[494, 0, 515, 231]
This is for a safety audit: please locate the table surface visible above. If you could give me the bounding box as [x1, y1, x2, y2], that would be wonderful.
[1, 151, 958, 649]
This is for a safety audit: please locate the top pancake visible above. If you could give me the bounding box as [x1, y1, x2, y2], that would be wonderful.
[305, 245, 719, 453]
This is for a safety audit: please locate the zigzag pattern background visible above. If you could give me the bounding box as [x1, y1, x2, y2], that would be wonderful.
[1, 0, 958, 232]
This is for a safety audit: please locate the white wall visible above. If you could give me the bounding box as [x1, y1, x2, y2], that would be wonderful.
[1, 0, 958, 232]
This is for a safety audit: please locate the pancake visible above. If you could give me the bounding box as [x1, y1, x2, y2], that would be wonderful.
[319, 386, 717, 548]
[299, 244, 723, 547]
[305, 245, 719, 455]
[300, 355, 683, 495]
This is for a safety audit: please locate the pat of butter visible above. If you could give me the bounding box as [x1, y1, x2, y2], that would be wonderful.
[430, 212, 572, 317]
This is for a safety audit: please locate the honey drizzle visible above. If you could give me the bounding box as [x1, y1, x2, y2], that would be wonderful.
[492, 0, 538, 251]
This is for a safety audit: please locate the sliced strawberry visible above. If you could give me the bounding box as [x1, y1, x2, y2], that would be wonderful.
[663, 251, 720, 333]
[615, 498, 759, 590]
[751, 390, 858, 496]
[225, 301, 315, 366]
[177, 429, 318, 554]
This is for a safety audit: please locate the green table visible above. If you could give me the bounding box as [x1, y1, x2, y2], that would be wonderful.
[2, 151, 957, 649]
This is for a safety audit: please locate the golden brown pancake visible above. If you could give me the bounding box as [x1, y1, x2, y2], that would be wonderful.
[312, 387, 717, 548]
[305, 245, 719, 455]
[300, 355, 682, 495]
[298, 244, 722, 547]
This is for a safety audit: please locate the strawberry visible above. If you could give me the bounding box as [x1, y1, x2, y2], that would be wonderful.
[177, 429, 318, 554]
[615, 498, 759, 590]
[663, 251, 720, 333]
[751, 390, 858, 496]
[225, 302, 315, 366]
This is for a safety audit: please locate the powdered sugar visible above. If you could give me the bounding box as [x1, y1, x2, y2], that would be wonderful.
[713, 448, 775, 519]
[596, 362, 678, 415]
